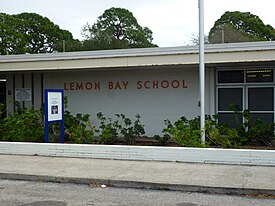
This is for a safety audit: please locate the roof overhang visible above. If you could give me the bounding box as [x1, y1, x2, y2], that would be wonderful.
[0, 41, 275, 72]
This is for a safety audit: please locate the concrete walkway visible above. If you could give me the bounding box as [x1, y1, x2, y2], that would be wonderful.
[0, 154, 275, 195]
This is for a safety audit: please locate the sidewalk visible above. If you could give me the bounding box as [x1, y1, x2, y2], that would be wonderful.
[1, 154, 275, 195]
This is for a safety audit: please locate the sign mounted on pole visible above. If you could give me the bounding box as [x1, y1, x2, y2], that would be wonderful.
[44, 89, 65, 143]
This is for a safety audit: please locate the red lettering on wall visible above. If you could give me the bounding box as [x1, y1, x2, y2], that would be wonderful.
[161, 80, 169, 89]
[95, 82, 100, 90]
[64, 82, 101, 91]
[109, 81, 128, 90]
[85, 82, 93, 90]
[135, 80, 188, 89]
[76, 82, 83, 90]
[183, 80, 188, 88]
[115, 82, 121, 90]
[64, 80, 188, 91]
[108, 82, 114, 90]
[137, 81, 142, 89]
[70, 82, 74, 90]
[152, 81, 158, 89]
[144, 81, 150, 89]
[122, 81, 129, 89]
[171, 80, 180, 89]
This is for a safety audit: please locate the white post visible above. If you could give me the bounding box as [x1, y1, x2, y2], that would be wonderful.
[199, 0, 205, 144]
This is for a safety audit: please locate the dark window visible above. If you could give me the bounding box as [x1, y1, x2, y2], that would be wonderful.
[250, 113, 274, 124]
[246, 69, 273, 83]
[218, 113, 243, 128]
[218, 70, 244, 83]
[248, 87, 274, 111]
[218, 88, 243, 111]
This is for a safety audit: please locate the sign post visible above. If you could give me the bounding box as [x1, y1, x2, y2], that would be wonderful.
[44, 89, 65, 143]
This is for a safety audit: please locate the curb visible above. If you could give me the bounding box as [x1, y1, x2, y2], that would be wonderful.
[1, 173, 275, 196]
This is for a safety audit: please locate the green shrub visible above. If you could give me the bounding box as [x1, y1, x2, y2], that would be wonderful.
[245, 120, 275, 146]
[60, 97, 94, 144]
[154, 134, 171, 146]
[229, 104, 275, 146]
[96, 112, 120, 145]
[0, 102, 6, 140]
[162, 115, 245, 148]
[0, 99, 95, 144]
[1, 107, 44, 142]
[205, 115, 241, 148]
[0, 102, 5, 117]
[163, 117, 203, 147]
[95, 112, 146, 145]
[65, 112, 95, 144]
[120, 114, 145, 145]
[48, 98, 95, 144]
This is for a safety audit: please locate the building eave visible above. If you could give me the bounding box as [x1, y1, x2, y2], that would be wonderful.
[0, 41, 275, 72]
[0, 41, 274, 63]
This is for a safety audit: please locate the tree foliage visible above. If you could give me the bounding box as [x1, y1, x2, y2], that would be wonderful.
[0, 13, 27, 54]
[82, 7, 157, 50]
[209, 23, 255, 44]
[16, 12, 83, 53]
[208, 11, 275, 44]
[1, 8, 158, 54]
[0, 12, 80, 54]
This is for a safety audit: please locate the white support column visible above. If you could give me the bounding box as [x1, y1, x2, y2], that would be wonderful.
[33, 73, 43, 110]
[24, 73, 32, 108]
[6, 74, 14, 115]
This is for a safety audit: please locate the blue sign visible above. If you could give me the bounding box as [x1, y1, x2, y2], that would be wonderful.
[44, 89, 65, 143]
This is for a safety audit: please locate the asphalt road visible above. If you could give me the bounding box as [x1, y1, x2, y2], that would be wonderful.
[1, 179, 275, 206]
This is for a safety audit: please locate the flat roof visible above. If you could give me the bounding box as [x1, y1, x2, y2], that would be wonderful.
[0, 41, 275, 72]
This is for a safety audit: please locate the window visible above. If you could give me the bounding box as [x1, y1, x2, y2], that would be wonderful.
[218, 88, 243, 111]
[248, 87, 274, 124]
[216, 68, 274, 126]
[218, 70, 244, 83]
[217, 69, 273, 84]
[248, 87, 274, 111]
[218, 113, 243, 128]
[217, 88, 243, 128]
[250, 113, 274, 124]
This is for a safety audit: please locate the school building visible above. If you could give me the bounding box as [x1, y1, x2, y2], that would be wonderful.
[0, 41, 275, 136]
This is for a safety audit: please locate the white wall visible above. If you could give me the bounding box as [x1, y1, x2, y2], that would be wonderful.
[4, 67, 214, 136]
[5, 73, 43, 114]
[44, 67, 208, 136]
[1, 142, 275, 166]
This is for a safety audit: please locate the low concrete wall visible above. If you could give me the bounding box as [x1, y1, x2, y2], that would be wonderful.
[0, 142, 274, 166]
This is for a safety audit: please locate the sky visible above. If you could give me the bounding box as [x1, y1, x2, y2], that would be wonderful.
[1, 0, 275, 47]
